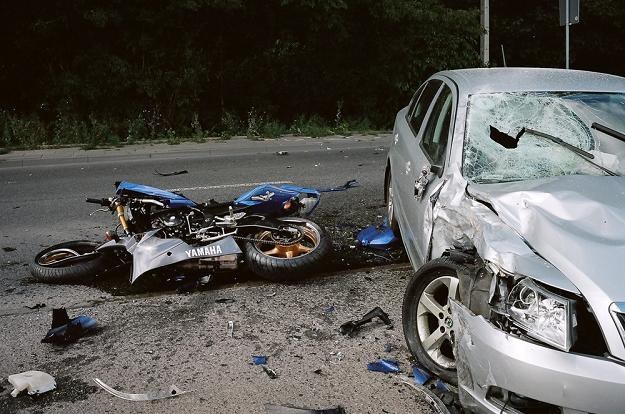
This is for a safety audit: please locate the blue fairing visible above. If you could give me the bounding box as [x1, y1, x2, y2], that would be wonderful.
[234, 184, 320, 214]
[357, 222, 399, 250]
[116, 181, 197, 208]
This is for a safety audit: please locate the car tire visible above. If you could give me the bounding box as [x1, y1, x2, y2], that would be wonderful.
[385, 169, 400, 236]
[402, 257, 464, 385]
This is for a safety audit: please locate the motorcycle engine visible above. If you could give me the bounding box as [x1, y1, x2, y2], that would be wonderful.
[150, 209, 209, 240]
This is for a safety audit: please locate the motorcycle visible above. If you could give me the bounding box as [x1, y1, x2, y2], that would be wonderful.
[30, 180, 357, 286]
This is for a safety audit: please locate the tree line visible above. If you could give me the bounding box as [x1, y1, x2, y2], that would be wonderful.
[0, 0, 621, 148]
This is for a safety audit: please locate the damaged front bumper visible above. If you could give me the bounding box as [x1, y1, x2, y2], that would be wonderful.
[450, 300, 625, 414]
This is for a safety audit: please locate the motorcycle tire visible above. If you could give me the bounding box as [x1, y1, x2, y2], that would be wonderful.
[30, 240, 110, 284]
[244, 218, 331, 282]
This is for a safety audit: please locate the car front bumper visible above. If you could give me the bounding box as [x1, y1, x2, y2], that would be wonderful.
[450, 300, 625, 414]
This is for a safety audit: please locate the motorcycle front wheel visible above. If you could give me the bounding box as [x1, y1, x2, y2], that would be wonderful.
[244, 218, 330, 282]
[30, 240, 112, 284]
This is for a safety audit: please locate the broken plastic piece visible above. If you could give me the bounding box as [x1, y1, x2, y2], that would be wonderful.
[265, 404, 346, 414]
[8, 371, 56, 397]
[339, 306, 393, 336]
[412, 364, 432, 385]
[93, 378, 188, 401]
[276, 151, 289, 156]
[252, 355, 268, 365]
[153, 169, 188, 176]
[26, 303, 46, 310]
[41, 308, 97, 344]
[262, 366, 278, 379]
[227, 320, 234, 337]
[356, 223, 399, 250]
[400, 377, 452, 414]
[215, 298, 235, 304]
[367, 359, 400, 373]
[316, 179, 359, 193]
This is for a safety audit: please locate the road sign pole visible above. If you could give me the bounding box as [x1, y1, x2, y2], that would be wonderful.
[565, 0, 570, 68]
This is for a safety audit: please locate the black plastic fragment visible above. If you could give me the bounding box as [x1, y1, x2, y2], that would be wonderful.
[339, 306, 393, 336]
[265, 404, 346, 414]
[25, 303, 46, 310]
[153, 169, 188, 176]
[42, 308, 97, 344]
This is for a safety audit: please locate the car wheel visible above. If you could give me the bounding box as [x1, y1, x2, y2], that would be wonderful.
[385, 170, 400, 236]
[402, 258, 464, 384]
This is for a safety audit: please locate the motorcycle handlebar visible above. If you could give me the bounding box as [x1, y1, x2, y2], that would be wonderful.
[86, 197, 109, 206]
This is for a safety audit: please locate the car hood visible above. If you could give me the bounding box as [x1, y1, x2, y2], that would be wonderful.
[469, 175, 625, 304]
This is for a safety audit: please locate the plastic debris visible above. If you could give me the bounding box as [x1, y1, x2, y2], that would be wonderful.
[367, 359, 400, 373]
[399, 378, 452, 414]
[262, 366, 278, 379]
[215, 298, 235, 304]
[153, 169, 188, 176]
[227, 321, 234, 337]
[265, 404, 346, 413]
[8, 371, 56, 397]
[412, 364, 432, 385]
[322, 305, 335, 314]
[25, 303, 46, 310]
[252, 355, 268, 365]
[356, 223, 399, 250]
[93, 378, 188, 401]
[41, 308, 97, 344]
[276, 151, 289, 156]
[2, 246, 16, 252]
[339, 307, 393, 336]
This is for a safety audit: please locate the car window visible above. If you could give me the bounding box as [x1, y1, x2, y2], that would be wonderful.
[463, 92, 625, 183]
[408, 80, 442, 135]
[421, 86, 453, 166]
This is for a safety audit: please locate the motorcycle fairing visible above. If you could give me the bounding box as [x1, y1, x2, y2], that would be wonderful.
[130, 230, 242, 283]
[116, 181, 197, 208]
[234, 184, 321, 215]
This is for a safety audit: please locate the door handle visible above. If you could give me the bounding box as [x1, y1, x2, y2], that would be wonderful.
[414, 165, 431, 200]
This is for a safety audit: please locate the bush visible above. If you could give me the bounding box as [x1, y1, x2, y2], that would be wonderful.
[261, 120, 287, 138]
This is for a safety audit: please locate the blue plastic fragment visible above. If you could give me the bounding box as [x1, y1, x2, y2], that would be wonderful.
[367, 359, 400, 373]
[252, 355, 268, 365]
[412, 364, 432, 385]
[41, 309, 97, 344]
[434, 379, 450, 392]
[322, 305, 335, 314]
[356, 223, 399, 250]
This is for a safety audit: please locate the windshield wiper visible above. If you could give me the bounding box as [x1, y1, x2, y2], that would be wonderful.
[591, 122, 625, 144]
[519, 128, 619, 176]
[489, 125, 619, 176]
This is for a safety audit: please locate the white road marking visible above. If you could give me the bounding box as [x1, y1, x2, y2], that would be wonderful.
[168, 181, 293, 192]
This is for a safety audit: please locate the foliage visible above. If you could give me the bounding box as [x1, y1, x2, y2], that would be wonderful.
[0, 0, 483, 147]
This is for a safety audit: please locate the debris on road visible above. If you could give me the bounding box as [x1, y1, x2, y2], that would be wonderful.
[367, 359, 400, 373]
[276, 151, 289, 156]
[252, 355, 268, 365]
[227, 320, 234, 337]
[25, 303, 46, 310]
[339, 307, 393, 336]
[329, 351, 344, 364]
[399, 378, 452, 414]
[93, 378, 188, 401]
[262, 366, 278, 379]
[356, 222, 399, 250]
[41, 308, 97, 344]
[265, 403, 346, 413]
[8, 370, 56, 397]
[215, 298, 236, 304]
[2, 246, 16, 252]
[153, 169, 188, 176]
[322, 305, 335, 314]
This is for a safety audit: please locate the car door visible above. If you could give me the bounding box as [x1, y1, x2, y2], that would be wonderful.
[394, 80, 455, 266]
[392, 80, 443, 266]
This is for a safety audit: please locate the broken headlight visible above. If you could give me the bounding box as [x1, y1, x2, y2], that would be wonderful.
[507, 278, 577, 351]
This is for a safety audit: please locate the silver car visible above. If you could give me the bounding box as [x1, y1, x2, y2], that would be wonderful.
[388, 68, 625, 414]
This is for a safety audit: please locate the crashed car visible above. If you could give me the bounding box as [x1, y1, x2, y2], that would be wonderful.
[387, 68, 625, 413]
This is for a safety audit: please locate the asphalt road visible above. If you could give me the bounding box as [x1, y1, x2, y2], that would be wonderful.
[0, 135, 433, 413]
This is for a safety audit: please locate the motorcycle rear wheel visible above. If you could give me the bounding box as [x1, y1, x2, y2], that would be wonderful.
[244, 218, 330, 282]
[30, 241, 110, 284]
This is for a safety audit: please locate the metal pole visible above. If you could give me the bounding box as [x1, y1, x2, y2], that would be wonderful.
[481, 0, 490, 66]
[565, 0, 570, 69]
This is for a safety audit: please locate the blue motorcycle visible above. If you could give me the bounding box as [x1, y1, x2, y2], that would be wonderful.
[30, 180, 356, 285]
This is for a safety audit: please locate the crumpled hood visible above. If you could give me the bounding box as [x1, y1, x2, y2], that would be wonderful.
[469, 175, 625, 305]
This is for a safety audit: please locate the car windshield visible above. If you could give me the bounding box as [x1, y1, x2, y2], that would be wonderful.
[463, 92, 625, 183]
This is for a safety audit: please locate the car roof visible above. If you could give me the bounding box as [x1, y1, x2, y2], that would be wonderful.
[437, 67, 625, 95]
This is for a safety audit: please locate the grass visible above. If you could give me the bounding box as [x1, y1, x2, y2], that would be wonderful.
[0, 110, 387, 150]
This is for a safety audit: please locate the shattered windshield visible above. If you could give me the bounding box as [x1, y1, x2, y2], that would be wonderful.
[463, 92, 625, 183]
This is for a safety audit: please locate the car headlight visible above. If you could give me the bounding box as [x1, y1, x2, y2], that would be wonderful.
[507, 277, 577, 351]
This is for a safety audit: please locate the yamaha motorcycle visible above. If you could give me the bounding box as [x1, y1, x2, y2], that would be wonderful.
[30, 180, 356, 286]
